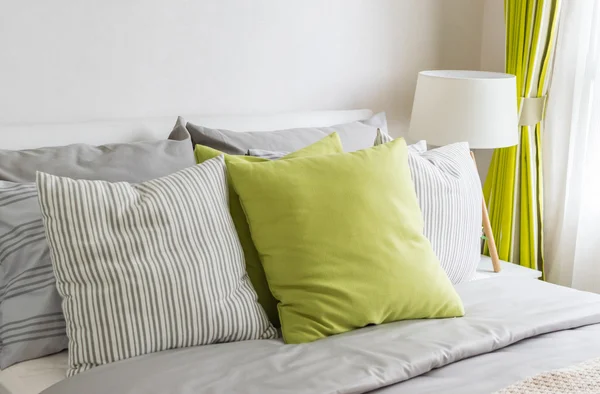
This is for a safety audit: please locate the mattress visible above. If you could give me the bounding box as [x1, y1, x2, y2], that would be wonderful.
[0, 352, 66, 394]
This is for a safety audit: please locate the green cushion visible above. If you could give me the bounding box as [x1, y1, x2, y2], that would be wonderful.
[194, 132, 344, 327]
[227, 138, 465, 344]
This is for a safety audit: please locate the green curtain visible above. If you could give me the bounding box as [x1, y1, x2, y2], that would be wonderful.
[483, 0, 562, 276]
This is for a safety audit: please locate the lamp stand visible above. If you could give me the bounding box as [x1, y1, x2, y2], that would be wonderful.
[470, 152, 502, 273]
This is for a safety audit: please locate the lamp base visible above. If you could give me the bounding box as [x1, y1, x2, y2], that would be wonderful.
[470, 151, 502, 273]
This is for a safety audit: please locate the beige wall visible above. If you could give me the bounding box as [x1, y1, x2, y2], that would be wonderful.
[475, 0, 506, 182]
[480, 0, 505, 73]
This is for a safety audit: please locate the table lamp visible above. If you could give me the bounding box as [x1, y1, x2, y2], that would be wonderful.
[409, 70, 519, 273]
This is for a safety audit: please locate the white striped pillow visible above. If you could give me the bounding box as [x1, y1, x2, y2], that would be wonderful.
[408, 142, 482, 283]
[36, 156, 277, 376]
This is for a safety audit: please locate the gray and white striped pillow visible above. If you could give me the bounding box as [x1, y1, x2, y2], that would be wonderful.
[0, 117, 195, 369]
[0, 182, 67, 369]
[36, 156, 277, 376]
[408, 142, 482, 283]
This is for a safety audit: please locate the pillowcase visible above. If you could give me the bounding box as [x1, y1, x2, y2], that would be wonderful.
[228, 138, 464, 344]
[194, 132, 344, 327]
[187, 112, 387, 154]
[0, 117, 193, 183]
[245, 149, 287, 160]
[362, 111, 389, 136]
[408, 142, 482, 283]
[36, 156, 277, 376]
[374, 123, 393, 144]
[0, 182, 66, 370]
[0, 118, 195, 369]
[246, 139, 428, 160]
[409, 140, 428, 153]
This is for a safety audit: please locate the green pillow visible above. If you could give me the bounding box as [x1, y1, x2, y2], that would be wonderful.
[194, 132, 344, 327]
[227, 138, 465, 344]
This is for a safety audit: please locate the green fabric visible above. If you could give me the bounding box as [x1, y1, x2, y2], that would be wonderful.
[228, 138, 464, 344]
[194, 132, 344, 327]
[483, 0, 561, 276]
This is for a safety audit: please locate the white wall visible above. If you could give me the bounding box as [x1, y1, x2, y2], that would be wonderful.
[0, 0, 485, 137]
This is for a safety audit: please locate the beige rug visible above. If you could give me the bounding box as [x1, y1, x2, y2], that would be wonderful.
[496, 357, 600, 393]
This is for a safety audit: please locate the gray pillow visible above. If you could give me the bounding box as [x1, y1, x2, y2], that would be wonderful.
[245, 149, 289, 160]
[0, 117, 193, 183]
[0, 118, 195, 369]
[246, 136, 427, 160]
[186, 112, 388, 154]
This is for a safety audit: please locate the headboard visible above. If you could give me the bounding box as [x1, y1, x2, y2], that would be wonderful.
[0, 109, 373, 151]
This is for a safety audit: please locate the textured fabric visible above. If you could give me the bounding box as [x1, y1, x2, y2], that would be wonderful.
[36, 157, 277, 376]
[194, 133, 344, 327]
[496, 357, 600, 394]
[187, 113, 387, 154]
[483, 1, 562, 273]
[0, 117, 193, 183]
[38, 278, 600, 394]
[0, 119, 195, 369]
[228, 138, 464, 344]
[408, 143, 482, 283]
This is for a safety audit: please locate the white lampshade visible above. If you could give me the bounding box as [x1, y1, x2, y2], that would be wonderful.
[409, 70, 519, 149]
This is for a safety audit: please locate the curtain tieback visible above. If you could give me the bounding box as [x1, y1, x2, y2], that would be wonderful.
[518, 96, 547, 126]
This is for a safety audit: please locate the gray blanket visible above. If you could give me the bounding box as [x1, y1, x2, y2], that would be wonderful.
[42, 278, 600, 394]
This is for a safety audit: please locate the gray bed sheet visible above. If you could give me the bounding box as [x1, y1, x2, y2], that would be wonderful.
[42, 277, 600, 394]
[374, 324, 600, 393]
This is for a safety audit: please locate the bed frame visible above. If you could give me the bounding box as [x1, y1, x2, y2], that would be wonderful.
[0, 109, 373, 150]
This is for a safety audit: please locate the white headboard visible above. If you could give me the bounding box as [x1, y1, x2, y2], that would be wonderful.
[0, 109, 373, 151]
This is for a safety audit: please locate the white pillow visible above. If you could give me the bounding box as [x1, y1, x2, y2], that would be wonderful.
[408, 142, 482, 283]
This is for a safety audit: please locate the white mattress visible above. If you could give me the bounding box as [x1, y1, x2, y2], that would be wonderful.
[0, 352, 67, 394]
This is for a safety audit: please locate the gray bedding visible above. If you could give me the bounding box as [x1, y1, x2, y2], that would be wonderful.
[376, 324, 600, 393]
[42, 278, 600, 394]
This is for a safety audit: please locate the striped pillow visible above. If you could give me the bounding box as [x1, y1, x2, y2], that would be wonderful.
[0, 182, 68, 369]
[0, 118, 195, 369]
[36, 156, 277, 376]
[408, 143, 482, 283]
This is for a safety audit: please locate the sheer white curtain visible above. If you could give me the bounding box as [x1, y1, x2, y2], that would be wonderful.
[545, 0, 600, 292]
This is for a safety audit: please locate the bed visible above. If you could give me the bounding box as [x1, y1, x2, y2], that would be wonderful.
[2, 277, 600, 394]
[2, 110, 600, 394]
